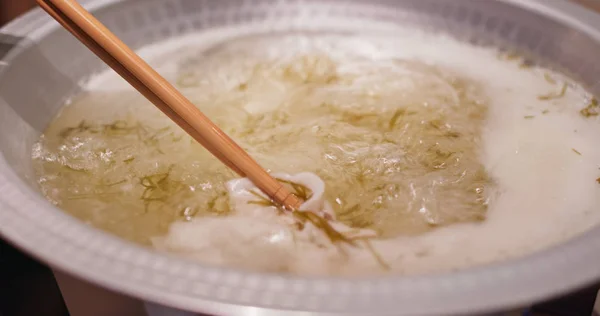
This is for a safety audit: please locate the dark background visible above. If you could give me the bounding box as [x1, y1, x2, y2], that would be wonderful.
[0, 241, 69, 316]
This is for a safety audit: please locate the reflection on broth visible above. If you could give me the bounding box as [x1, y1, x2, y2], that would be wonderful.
[32, 32, 600, 276]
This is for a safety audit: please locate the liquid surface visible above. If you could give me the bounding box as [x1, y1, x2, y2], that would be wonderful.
[32, 29, 600, 275]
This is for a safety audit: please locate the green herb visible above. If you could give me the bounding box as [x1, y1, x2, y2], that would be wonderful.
[143, 126, 171, 147]
[498, 51, 520, 61]
[293, 210, 356, 246]
[519, 60, 534, 69]
[204, 191, 231, 215]
[176, 73, 198, 88]
[59, 120, 140, 139]
[103, 120, 137, 136]
[544, 73, 556, 84]
[506, 53, 520, 60]
[423, 148, 455, 170]
[342, 112, 379, 125]
[123, 157, 135, 163]
[275, 178, 313, 201]
[180, 206, 199, 220]
[362, 239, 390, 270]
[244, 187, 359, 248]
[572, 148, 582, 155]
[580, 97, 599, 118]
[524, 115, 535, 119]
[103, 179, 127, 187]
[59, 120, 92, 138]
[428, 119, 444, 130]
[388, 109, 405, 130]
[538, 83, 567, 100]
[66, 192, 120, 200]
[247, 190, 277, 207]
[337, 204, 374, 229]
[445, 131, 461, 138]
[247, 200, 277, 207]
[64, 164, 90, 173]
[139, 166, 179, 211]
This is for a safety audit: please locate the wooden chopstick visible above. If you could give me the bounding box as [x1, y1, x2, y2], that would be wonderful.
[36, 0, 242, 175]
[36, 0, 244, 176]
[37, 0, 303, 210]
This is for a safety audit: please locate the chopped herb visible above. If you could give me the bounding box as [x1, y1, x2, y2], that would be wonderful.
[204, 191, 230, 215]
[542, 110, 549, 114]
[143, 126, 171, 147]
[103, 120, 137, 136]
[524, 115, 535, 119]
[498, 51, 520, 61]
[518, 60, 534, 69]
[428, 119, 444, 130]
[543, 73, 556, 84]
[247, 200, 277, 207]
[247, 190, 277, 208]
[244, 183, 360, 247]
[572, 148, 582, 155]
[580, 97, 599, 118]
[342, 112, 379, 125]
[59, 120, 141, 139]
[66, 192, 119, 200]
[445, 131, 461, 138]
[361, 239, 390, 270]
[275, 178, 313, 201]
[63, 165, 90, 173]
[244, 187, 359, 249]
[506, 53, 520, 60]
[103, 179, 127, 187]
[336, 204, 374, 229]
[538, 83, 567, 100]
[138, 166, 181, 211]
[388, 109, 405, 130]
[180, 206, 199, 221]
[59, 120, 96, 138]
[293, 210, 356, 246]
[176, 73, 198, 88]
[123, 157, 135, 163]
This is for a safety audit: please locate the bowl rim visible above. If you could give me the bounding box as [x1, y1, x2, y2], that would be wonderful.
[1, 1, 600, 315]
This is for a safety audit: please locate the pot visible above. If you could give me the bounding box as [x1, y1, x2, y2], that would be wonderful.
[1, 1, 600, 315]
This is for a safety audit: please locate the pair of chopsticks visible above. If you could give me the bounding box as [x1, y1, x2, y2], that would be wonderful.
[37, 0, 302, 210]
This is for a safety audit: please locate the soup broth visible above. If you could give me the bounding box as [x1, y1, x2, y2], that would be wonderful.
[32, 30, 600, 275]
